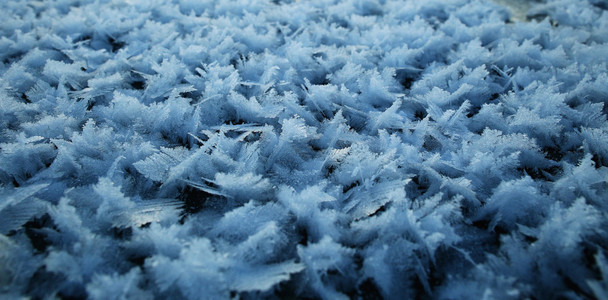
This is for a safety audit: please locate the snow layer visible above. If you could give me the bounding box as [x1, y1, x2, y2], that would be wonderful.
[1, 0, 608, 299]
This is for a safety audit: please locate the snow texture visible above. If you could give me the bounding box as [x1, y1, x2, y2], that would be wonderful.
[1, 0, 607, 298]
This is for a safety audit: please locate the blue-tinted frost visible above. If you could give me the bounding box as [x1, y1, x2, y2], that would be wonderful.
[1, 0, 607, 298]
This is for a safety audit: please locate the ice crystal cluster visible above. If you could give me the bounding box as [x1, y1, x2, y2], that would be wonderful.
[1, 0, 608, 299]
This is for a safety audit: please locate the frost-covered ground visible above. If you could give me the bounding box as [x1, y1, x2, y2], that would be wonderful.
[1, 0, 608, 299]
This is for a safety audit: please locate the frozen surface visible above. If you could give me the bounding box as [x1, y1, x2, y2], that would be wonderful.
[1, 0, 608, 298]
[491, 0, 533, 21]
